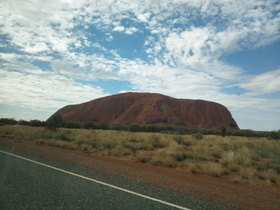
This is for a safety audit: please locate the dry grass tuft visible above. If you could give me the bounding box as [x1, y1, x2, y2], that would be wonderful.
[201, 162, 225, 177]
[257, 169, 278, 183]
[187, 161, 201, 174]
[151, 154, 177, 168]
[135, 151, 151, 163]
[110, 145, 134, 156]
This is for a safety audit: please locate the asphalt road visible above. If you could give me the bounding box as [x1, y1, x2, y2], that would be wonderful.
[0, 146, 239, 210]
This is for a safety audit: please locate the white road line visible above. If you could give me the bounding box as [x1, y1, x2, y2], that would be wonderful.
[0, 150, 190, 210]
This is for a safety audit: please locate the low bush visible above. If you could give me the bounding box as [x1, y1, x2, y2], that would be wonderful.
[151, 154, 177, 168]
[53, 130, 72, 141]
[223, 147, 252, 166]
[98, 139, 117, 150]
[79, 144, 92, 153]
[173, 135, 184, 144]
[201, 162, 225, 177]
[187, 161, 201, 174]
[192, 133, 203, 140]
[191, 145, 213, 161]
[110, 145, 134, 156]
[37, 129, 71, 141]
[257, 169, 278, 183]
[240, 167, 257, 182]
[148, 134, 166, 148]
[37, 129, 53, 139]
[135, 151, 151, 163]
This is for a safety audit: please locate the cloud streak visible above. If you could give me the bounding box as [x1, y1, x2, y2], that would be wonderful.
[240, 69, 280, 96]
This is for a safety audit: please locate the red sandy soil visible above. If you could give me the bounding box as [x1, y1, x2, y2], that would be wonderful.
[55, 92, 239, 129]
[1, 138, 279, 210]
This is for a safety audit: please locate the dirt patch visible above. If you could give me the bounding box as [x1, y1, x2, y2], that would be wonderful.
[1, 137, 279, 210]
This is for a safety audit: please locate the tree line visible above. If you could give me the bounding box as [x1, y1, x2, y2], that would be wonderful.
[0, 116, 279, 139]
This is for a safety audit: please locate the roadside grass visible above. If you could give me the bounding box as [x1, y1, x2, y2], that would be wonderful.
[0, 125, 44, 140]
[0, 125, 279, 185]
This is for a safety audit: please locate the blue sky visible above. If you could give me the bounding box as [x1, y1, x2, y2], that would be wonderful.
[0, 0, 279, 131]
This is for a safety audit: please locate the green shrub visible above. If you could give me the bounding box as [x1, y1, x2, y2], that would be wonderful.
[46, 114, 64, 131]
[128, 124, 143, 132]
[0, 118, 17, 126]
[96, 122, 110, 130]
[82, 122, 97, 129]
[64, 122, 81, 129]
[30, 120, 43, 127]
[221, 127, 226, 137]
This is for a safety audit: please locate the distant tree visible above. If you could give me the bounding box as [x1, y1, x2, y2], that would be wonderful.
[30, 120, 42, 127]
[82, 122, 96, 129]
[128, 124, 143, 132]
[269, 130, 280, 140]
[145, 124, 159, 132]
[221, 126, 227, 137]
[64, 121, 81, 129]
[0, 118, 17, 126]
[46, 114, 64, 132]
[17, 120, 30, 126]
[109, 124, 123, 130]
[97, 122, 109, 130]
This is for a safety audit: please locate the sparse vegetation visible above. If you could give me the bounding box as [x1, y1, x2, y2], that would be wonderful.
[0, 124, 279, 185]
[1, 118, 280, 139]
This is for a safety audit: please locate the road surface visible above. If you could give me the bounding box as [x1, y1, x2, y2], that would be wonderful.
[0, 146, 239, 209]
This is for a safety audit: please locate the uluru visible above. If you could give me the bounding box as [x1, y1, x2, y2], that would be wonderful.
[53, 92, 239, 129]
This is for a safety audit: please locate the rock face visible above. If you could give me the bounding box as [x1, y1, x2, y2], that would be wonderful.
[54, 92, 239, 129]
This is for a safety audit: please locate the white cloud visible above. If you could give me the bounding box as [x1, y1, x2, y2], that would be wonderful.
[113, 25, 125, 32]
[118, 59, 220, 98]
[125, 27, 139, 35]
[0, 53, 23, 63]
[0, 0, 87, 55]
[2, 0, 278, 63]
[137, 12, 151, 22]
[0, 68, 107, 110]
[164, 27, 213, 66]
[105, 33, 114, 41]
[239, 69, 280, 96]
[24, 42, 49, 53]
